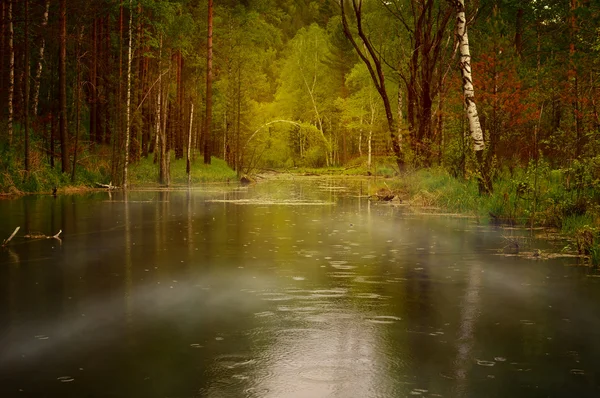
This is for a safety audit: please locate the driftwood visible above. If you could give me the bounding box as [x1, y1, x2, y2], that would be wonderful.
[1, 227, 20, 247]
[95, 182, 118, 190]
[23, 230, 62, 240]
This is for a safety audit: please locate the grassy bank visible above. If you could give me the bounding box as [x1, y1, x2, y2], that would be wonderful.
[283, 157, 600, 265]
[0, 145, 238, 195]
[128, 156, 237, 186]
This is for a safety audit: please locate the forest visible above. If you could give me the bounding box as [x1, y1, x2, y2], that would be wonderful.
[1, 1, 600, 240]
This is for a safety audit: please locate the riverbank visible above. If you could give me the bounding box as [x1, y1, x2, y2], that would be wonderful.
[0, 150, 238, 196]
[280, 163, 600, 265]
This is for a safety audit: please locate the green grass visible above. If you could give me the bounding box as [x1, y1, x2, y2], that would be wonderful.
[128, 153, 237, 186]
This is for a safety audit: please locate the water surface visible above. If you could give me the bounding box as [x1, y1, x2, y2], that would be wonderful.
[1, 178, 600, 397]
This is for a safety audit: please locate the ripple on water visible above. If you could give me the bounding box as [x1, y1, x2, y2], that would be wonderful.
[476, 359, 495, 367]
[215, 354, 257, 370]
[299, 365, 353, 383]
[254, 311, 274, 317]
[329, 260, 357, 270]
[366, 315, 402, 324]
[354, 276, 387, 284]
[355, 293, 384, 299]
[329, 271, 357, 278]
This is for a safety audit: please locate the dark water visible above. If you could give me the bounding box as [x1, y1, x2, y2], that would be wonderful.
[1, 178, 600, 398]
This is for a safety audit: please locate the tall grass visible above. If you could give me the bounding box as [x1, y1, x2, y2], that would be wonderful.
[129, 153, 237, 186]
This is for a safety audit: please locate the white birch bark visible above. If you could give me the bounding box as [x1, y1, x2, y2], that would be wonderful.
[367, 97, 375, 171]
[8, 1, 14, 144]
[123, 0, 133, 189]
[32, 0, 50, 116]
[455, 0, 484, 152]
[397, 87, 403, 148]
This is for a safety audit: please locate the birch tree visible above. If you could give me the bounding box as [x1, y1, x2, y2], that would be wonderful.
[123, 0, 133, 189]
[340, 0, 404, 171]
[204, 0, 214, 165]
[7, 0, 14, 145]
[59, 0, 69, 173]
[454, 0, 489, 193]
[32, 0, 50, 116]
[24, 0, 30, 171]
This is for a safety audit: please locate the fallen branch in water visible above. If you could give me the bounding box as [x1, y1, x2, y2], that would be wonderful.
[1, 227, 20, 247]
[23, 230, 62, 240]
[95, 182, 118, 190]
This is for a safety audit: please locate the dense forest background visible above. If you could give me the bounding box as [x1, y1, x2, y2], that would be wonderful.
[1, 0, 600, 190]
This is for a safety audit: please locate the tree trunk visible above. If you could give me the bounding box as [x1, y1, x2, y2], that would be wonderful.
[515, 8, 524, 57]
[123, 0, 133, 189]
[569, 0, 583, 158]
[340, 0, 403, 171]
[32, 0, 49, 116]
[455, 0, 488, 193]
[187, 102, 194, 187]
[72, 26, 84, 183]
[59, 0, 69, 173]
[24, 0, 30, 172]
[0, 2, 4, 101]
[8, 0, 14, 145]
[204, 0, 213, 165]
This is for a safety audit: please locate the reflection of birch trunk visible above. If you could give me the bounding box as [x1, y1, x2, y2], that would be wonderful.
[454, 262, 482, 388]
[124, 192, 133, 329]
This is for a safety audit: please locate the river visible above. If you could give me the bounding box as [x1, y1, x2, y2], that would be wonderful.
[1, 177, 599, 397]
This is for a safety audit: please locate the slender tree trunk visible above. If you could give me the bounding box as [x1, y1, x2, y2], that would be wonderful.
[236, 65, 241, 171]
[123, 0, 133, 189]
[112, 1, 124, 183]
[161, 60, 170, 186]
[50, 113, 55, 168]
[32, 0, 49, 116]
[204, 0, 213, 164]
[455, 0, 488, 193]
[0, 2, 4, 100]
[8, 0, 14, 145]
[59, 0, 69, 173]
[187, 102, 194, 186]
[569, 0, 583, 158]
[24, 0, 30, 172]
[340, 0, 403, 171]
[515, 8, 524, 57]
[90, 18, 97, 145]
[72, 26, 84, 183]
[367, 102, 374, 171]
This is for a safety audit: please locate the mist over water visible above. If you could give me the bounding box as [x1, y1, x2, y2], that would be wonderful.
[1, 178, 600, 397]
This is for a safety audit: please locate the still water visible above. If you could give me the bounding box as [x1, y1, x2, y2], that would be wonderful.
[1, 178, 600, 397]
